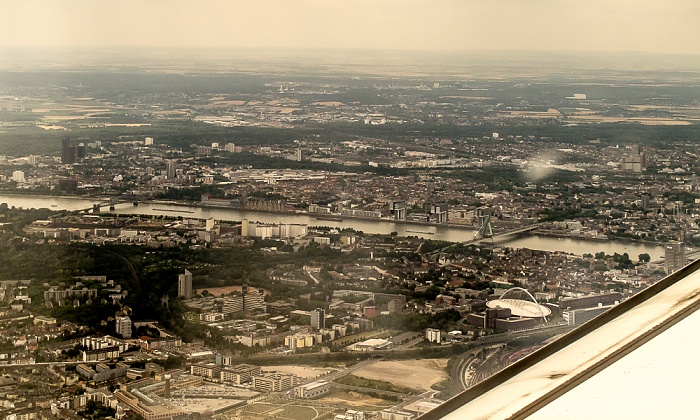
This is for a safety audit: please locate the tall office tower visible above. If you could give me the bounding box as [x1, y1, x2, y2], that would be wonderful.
[75, 144, 86, 160]
[311, 309, 325, 330]
[225, 142, 236, 152]
[61, 137, 75, 164]
[178, 269, 193, 298]
[665, 241, 686, 274]
[166, 160, 176, 179]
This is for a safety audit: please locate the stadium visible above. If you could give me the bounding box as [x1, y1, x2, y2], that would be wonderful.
[486, 287, 552, 321]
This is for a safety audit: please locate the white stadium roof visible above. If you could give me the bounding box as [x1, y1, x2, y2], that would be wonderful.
[486, 298, 552, 318]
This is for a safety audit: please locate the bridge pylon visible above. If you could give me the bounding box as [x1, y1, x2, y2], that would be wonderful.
[473, 215, 494, 241]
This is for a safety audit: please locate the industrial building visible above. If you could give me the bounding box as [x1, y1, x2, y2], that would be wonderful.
[349, 338, 392, 351]
[563, 304, 616, 326]
[295, 380, 331, 399]
[558, 291, 622, 311]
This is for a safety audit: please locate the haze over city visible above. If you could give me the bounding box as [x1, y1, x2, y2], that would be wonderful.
[2, 0, 700, 54]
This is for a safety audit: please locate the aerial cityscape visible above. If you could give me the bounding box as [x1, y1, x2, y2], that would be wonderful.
[1, 1, 700, 420]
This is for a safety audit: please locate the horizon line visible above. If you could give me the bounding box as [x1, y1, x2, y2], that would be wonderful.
[2, 46, 700, 57]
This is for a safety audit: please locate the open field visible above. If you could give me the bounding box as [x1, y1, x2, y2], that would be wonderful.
[318, 389, 397, 411]
[242, 403, 277, 414]
[335, 374, 420, 395]
[351, 359, 449, 391]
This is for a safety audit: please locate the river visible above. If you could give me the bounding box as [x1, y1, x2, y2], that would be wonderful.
[0, 194, 666, 260]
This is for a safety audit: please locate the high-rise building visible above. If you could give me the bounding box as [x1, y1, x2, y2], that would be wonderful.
[75, 144, 86, 160]
[621, 144, 647, 173]
[166, 160, 176, 179]
[430, 204, 449, 224]
[225, 143, 236, 152]
[61, 137, 75, 164]
[390, 201, 407, 220]
[145, 137, 154, 145]
[115, 315, 132, 338]
[665, 241, 686, 274]
[178, 269, 193, 298]
[311, 309, 325, 330]
[426, 328, 442, 343]
[11, 171, 25, 183]
[164, 374, 171, 398]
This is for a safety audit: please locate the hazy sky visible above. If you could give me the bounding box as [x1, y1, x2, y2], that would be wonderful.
[3, 0, 699, 54]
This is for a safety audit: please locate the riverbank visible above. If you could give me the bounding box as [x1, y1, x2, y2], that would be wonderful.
[0, 193, 666, 260]
[535, 229, 665, 248]
[157, 199, 479, 231]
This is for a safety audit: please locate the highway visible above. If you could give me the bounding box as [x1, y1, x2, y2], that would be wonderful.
[468, 346, 534, 387]
[454, 324, 575, 391]
[450, 352, 478, 390]
[392, 390, 440, 411]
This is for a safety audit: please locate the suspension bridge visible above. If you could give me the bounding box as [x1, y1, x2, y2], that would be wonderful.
[466, 215, 542, 245]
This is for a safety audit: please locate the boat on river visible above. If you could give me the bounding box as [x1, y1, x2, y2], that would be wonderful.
[317, 216, 343, 222]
